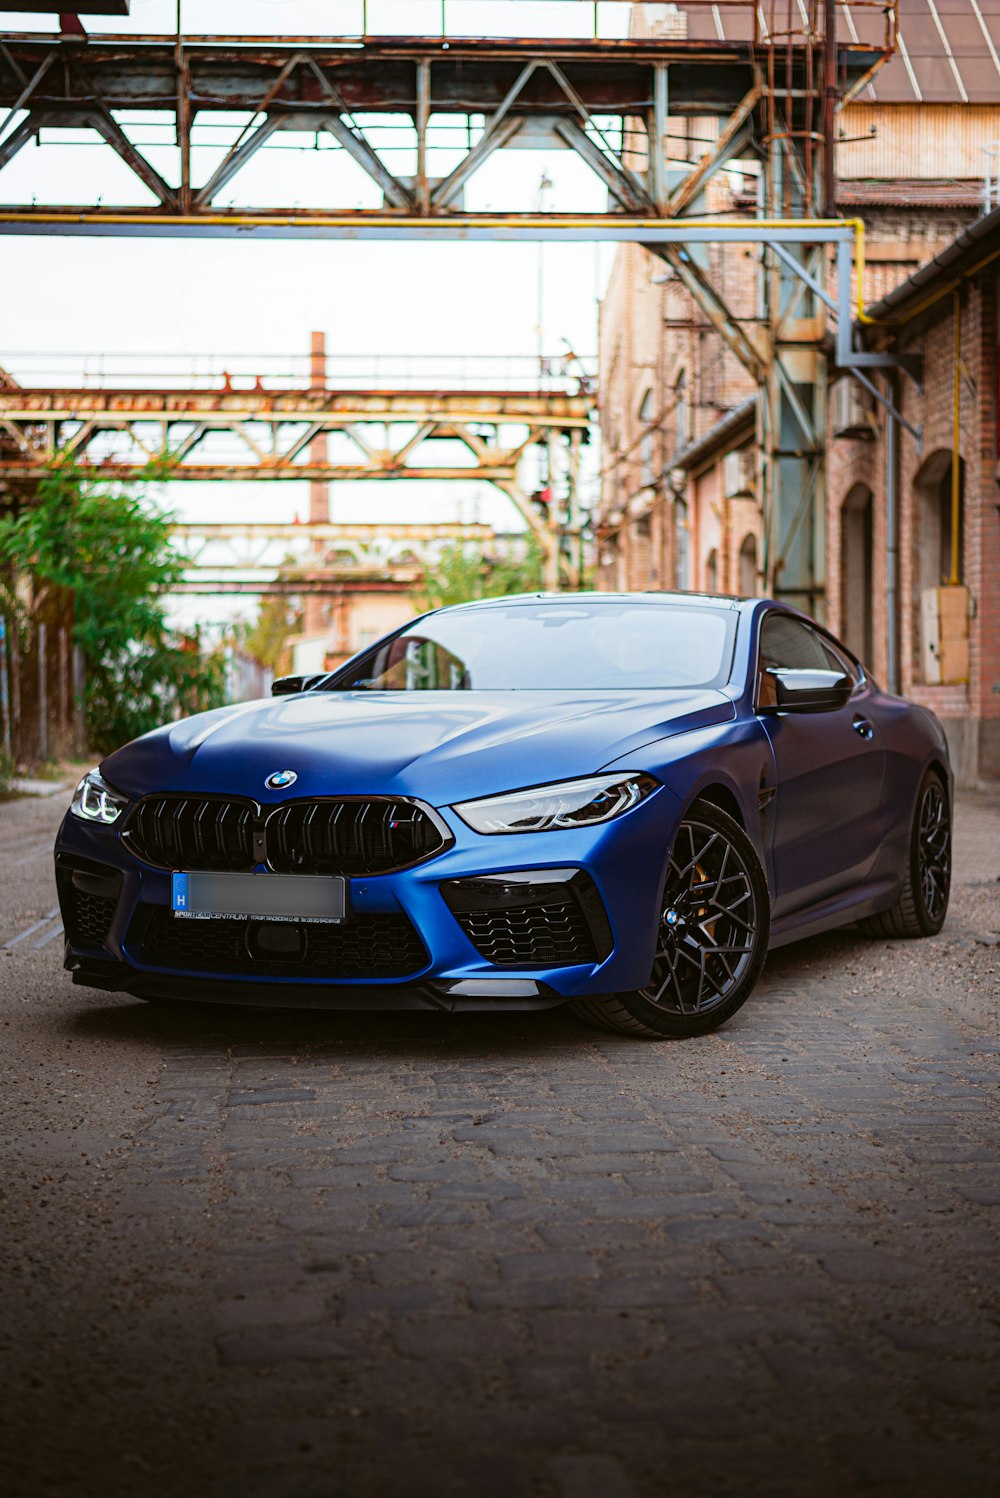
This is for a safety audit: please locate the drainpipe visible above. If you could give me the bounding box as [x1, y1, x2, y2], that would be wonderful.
[950, 290, 962, 585]
[823, 0, 838, 217]
[885, 373, 899, 695]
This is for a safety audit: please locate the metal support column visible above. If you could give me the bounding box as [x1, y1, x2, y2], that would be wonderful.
[761, 2, 829, 620]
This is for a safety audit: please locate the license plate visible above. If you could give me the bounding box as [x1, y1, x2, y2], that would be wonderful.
[171, 872, 346, 924]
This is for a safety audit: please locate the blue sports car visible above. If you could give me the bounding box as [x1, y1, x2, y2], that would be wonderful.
[54, 593, 952, 1038]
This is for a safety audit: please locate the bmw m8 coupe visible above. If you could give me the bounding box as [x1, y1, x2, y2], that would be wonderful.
[55, 593, 953, 1038]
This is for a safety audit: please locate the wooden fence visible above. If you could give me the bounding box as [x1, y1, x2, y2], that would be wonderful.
[0, 569, 83, 770]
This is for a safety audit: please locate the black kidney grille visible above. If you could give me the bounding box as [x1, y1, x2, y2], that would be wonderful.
[134, 906, 427, 980]
[125, 796, 256, 871]
[123, 796, 446, 875]
[453, 900, 597, 967]
[268, 800, 443, 876]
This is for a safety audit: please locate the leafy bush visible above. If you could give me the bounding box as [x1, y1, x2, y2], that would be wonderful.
[0, 463, 225, 754]
[412, 540, 545, 613]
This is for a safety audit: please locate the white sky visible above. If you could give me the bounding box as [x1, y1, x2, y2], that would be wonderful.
[0, 1, 630, 627]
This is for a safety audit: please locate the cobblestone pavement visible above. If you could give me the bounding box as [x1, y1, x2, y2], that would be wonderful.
[1, 788, 998, 1498]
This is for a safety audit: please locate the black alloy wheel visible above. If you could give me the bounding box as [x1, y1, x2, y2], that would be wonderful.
[917, 777, 951, 926]
[574, 800, 770, 1039]
[860, 768, 951, 940]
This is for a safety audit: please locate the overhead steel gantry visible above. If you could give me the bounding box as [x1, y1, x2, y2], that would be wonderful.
[0, 1, 897, 613]
[0, 382, 593, 586]
[167, 521, 501, 598]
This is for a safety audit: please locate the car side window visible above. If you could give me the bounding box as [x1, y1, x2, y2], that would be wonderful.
[818, 635, 857, 679]
[756, 614, 853, 708]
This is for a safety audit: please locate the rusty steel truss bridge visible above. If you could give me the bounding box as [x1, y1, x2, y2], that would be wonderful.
[0, 0, 900, 616]
[0, 376, 594, 588]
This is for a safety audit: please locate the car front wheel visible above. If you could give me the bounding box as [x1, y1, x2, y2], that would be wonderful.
[574, 800, 771, 1040]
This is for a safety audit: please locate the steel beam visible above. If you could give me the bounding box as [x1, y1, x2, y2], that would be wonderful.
[173, 522, 495, 543]
[0, 387, 593, 424]
[0, 214, 860, 243]
[170, 578, 417, 596]
[11, 462, 521, 483]
[0, 30, 885, 228]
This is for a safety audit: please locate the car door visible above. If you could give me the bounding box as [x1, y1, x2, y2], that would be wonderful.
[756, 612, 887, 918]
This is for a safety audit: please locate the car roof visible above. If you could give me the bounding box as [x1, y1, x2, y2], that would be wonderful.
[436, 590, 751, 615]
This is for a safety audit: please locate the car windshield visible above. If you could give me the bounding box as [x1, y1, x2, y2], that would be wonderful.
[322, 602, 736, 691]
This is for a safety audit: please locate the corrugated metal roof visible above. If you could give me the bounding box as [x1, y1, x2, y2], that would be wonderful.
[872, 0, 1000, 104]
[864, 198, 1000, 320]
[734, 180, 982, 209]
[836, 179, 983, 206]
[682, 2, 1000, 106]
[672, 397, 756, 473]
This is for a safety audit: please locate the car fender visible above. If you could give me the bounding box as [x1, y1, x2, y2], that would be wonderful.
[600, 714, 777, 894]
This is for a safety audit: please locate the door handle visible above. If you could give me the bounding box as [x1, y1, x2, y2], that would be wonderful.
[852, 716, 874, 741]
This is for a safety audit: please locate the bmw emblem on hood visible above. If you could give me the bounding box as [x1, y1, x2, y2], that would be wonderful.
[265, 770, 298, 791]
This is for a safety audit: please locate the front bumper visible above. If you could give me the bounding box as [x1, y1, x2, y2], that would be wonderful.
[55, 785, 680, 1008]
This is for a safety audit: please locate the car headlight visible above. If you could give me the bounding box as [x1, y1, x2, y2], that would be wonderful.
[453, 773, 657, 835]
[70, 769, 130, 826]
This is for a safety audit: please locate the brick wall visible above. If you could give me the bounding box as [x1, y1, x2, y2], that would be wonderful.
[827, 269, 1000, 784]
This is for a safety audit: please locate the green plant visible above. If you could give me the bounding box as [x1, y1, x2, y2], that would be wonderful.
[0, 463, 226, 753]
[412, 540, 545, 614]
[240, 584, 303, 675]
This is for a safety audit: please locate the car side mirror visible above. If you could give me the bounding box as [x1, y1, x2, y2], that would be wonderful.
[767, 668, 854, 713]
[270, 673, 324, 697]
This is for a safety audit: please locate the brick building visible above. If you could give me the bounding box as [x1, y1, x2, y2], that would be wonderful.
[830, 210, 1000, 785]
[596, 2, 1000, 783]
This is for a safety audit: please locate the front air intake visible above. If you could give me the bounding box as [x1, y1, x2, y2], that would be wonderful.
[441, 869, 613, 968]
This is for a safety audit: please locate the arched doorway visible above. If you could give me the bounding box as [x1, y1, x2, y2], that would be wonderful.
[916, 450, 965, 589]
[840, 484, 873, 663]
[738, 532, 757, 596]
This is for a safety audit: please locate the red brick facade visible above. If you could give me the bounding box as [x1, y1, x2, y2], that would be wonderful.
[831, 266, 1000, 784]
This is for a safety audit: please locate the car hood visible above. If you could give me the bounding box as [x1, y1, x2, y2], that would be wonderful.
[101, 689, 735, 807]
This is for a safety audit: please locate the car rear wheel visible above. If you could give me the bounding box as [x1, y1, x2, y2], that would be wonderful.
[859, 768, 951, 939]
[573, 801, 770, 1040]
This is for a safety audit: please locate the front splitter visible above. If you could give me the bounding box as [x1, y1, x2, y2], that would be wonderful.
[69, 958, 571, 1012]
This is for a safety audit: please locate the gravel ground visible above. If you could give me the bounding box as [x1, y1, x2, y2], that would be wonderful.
[0, 785, 997, 1498]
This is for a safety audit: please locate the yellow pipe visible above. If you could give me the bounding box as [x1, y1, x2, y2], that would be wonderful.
[950, 290, 961, 586]
[0, 206, 888, 327]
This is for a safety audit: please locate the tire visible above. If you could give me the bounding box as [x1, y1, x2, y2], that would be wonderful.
[859, 768, 951, 939]
[573, 801, 771, 1040]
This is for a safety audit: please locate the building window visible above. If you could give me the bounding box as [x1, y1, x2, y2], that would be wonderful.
[638, 388, 655, 488]
[675, 370, 689, 450]
[675, 498, 689, 589]
[738, 533, 757, 596]
[839, 485, 873, 664]
[916, 450, 964, 589]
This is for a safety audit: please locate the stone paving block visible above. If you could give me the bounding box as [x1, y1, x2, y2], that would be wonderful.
[429, 1180, 526, 1202]
[527, 1310, 666, 1359]
[549, 1451, 637, 1498]
[535, 1221, 658, 1250]
[377, 1202, 478, 1228]
[391, 1315, 528, 1361]
[337, 1282, 458, 1319]
[586, 1275, 704, 1310]
[468, 1279, 590, 1311]
[215, 1292, 329, 1333]
[215, 1323, 365, 1366]
[499, 1250, 600, 1281]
